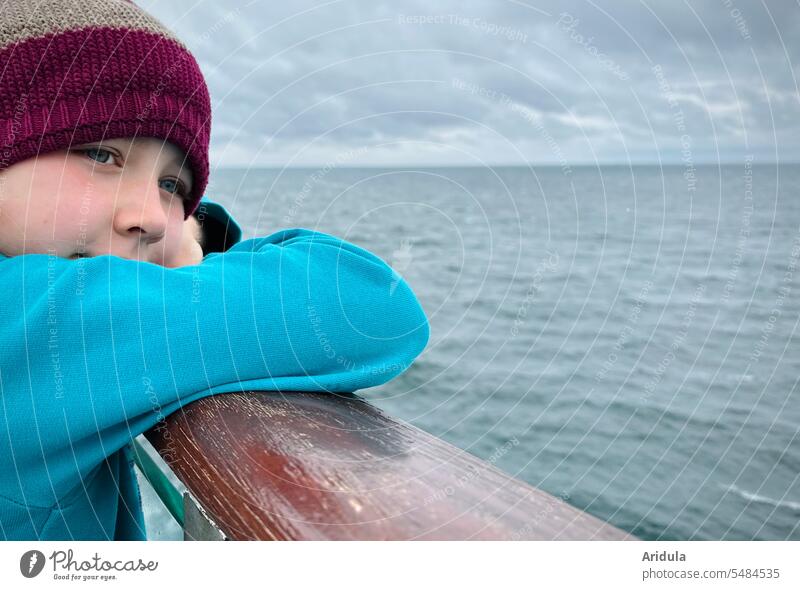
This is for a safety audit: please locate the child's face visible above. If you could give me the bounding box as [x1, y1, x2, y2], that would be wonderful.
[0, 137, 193, 266]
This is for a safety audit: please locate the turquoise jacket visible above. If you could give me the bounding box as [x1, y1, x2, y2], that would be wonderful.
[0, 203, 429, 540]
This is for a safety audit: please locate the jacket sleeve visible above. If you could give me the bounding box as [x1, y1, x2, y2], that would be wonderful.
[0, 228, 429, 507]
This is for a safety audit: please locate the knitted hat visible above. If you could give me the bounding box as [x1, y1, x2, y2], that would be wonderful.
[0, 0, 210, 217]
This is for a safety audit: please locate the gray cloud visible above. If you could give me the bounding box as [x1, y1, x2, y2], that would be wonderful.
[142, 0, 800, 166]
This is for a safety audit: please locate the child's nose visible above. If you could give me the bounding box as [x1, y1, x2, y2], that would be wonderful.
[112, 182, 169, 244]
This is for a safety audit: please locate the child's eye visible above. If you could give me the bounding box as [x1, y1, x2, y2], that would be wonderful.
[159, 178, 189, 199]
[83, 147, 117, 165]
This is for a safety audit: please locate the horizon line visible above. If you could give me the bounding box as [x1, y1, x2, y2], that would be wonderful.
[213, 160, 799, 170]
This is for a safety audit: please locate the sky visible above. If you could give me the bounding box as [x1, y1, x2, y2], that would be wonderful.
[142, 0, 800, 168]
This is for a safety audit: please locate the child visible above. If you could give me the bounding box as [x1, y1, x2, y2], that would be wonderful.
[0, 1, 429, 540]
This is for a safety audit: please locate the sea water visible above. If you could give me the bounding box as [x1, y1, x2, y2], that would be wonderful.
[142, 163, 799, 541]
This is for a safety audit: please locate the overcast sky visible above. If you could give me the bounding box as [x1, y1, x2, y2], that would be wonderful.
[142, 0, 800, 168]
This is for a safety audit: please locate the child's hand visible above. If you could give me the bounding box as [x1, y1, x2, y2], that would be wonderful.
[165, 215, 204, 267]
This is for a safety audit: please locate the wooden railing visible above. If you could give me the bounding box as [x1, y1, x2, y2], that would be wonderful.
[137, 390, 634, 541]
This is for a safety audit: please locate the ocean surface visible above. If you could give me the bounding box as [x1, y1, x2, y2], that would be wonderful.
[140, 163, 800, 540]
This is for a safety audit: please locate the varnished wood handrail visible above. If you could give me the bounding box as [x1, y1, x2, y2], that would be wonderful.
[144, 391, 634, 540]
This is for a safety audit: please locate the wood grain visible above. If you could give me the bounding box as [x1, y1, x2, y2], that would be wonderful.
[145, 391, 634, 541]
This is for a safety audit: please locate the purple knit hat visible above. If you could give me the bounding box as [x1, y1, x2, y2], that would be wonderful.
[0, 0, 211, 217]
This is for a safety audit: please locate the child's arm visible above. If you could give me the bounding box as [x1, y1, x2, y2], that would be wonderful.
[0, 229, 429, 508]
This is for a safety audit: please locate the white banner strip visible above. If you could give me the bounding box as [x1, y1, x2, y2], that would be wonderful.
[1, 541, 797, 589]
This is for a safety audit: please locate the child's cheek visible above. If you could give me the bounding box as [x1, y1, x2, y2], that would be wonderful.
[52, 201, 89, 243]
[47, 168, 109, 250]
[162, 214, 188, 260]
